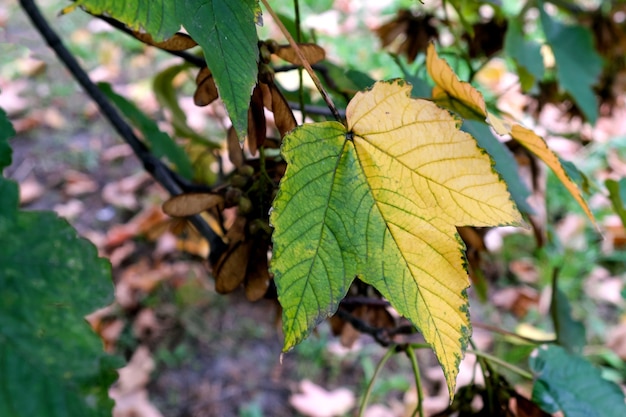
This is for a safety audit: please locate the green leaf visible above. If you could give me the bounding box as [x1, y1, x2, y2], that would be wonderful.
[0, 106, 14, 170]
[559, 158, 592, 195]
[530, 345, 626, 417]
[550, 286, 585, 354]
[177, 0, 259, 139]
[153, 64, 220, 148]
[72, 0, 181, 41]
[504, 19, 544, 91]
[99, 82, 194, 179]
[605, 178, 626, 228]
[72, 0, 259, 140]
[463, 120, 533, 214]
[0, 111, 120, 416]
[539, 2, 603, 124]
[271, 80, 521, 397]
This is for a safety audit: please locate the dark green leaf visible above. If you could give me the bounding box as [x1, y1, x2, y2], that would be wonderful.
[605, 178, 626, 228]
[530, 345, 626, 417]
[559, 158, 591, 195]
[504, 19, 544, 91]
[73, 0, 181, 41]
[0, 106, 14, 170]
[0, 111, 120, 416]
[324, 61, 375, 93]
[153, 64, 220, 148]
[99, 82, 194, 179]
[551, 286, 586, 354]
[178, 0, 259, 139]
[539, 2, 603, 124]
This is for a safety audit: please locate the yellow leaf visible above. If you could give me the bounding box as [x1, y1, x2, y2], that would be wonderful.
[349, 84, 521, 398]
[427, 44, 487, 118]
[273, 79, 521, 400]
[510, 124, 596, 225]
[426, 44, 596, 226]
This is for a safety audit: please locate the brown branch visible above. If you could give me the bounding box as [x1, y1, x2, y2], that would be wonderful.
[19, 0, 227, 264]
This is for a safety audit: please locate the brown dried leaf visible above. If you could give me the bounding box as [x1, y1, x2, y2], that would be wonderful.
[376, 10, 438, 63]
[163, 193, 224, 217]
[248, 87, 267, 155]
[464, 19, 508, 58]
[194, 67, 219, 106]
[227, 126, 245, 167]
[259, 82, 273, 109]
[492, 287, 539, 318]
[132, 31, 197, 51]
[269, 83, 297, 137]
[274, 43, 326, 65]
[339, 321, 362, 348]
[63, 169, 98, 196]
[337, 305, 396, 348]
[512, 391, 551, 417]
[115, 345, 154, 394]
[244, 240, 271, 301]
[18, 176, 44, 205]
[290, 380, 355, 417]
[214, 240, 253, 294]
[329, 315, 346, 336]
[213, 216, 249, 293]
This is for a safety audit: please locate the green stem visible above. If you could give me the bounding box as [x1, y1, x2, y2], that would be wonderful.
[260, 0, 341, 122]
[293, 0, 306, 122]
[473, 322, 555, 344]
[409, 343, 431, 350]
[358, 346, 396, 417]
[550, 266, 562, 346]
[406, 345, 425, 417]
[466, 349, 533, 380]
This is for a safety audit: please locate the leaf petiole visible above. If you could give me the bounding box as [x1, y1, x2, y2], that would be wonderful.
[406, 344, 426, 417]
[358, 346, 397, 417]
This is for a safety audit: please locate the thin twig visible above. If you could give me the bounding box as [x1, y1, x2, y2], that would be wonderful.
[260, 0, 343, 123]
[288, 102, 346, 118]
[335, 309, 393, 346]
[19, 0, 227, 263]
[293, 0, 306, 123]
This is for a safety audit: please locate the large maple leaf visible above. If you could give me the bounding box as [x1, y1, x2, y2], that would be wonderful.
[270, 79, 521, 396]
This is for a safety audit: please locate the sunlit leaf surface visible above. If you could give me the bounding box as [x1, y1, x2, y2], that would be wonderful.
[271, 80, 521, 396]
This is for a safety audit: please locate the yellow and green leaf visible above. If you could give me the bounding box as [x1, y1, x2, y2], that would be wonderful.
[425, 44, 596, 226]
[271, 80, 521, 398]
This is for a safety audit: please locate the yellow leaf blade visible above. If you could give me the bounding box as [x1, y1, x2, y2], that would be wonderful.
[426, 44, 487, 118]
[510, 124, 596, 225]
[347, 80, 520, 396]
[348, 81, 521, 227]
